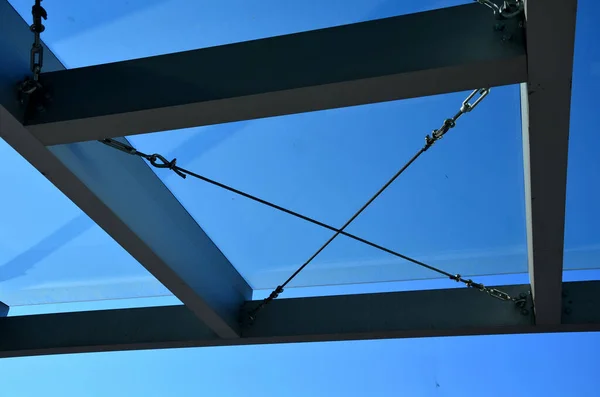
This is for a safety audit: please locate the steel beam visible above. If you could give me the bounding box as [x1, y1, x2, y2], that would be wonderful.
[0, 0, 251, 338]
[0, 305, 217, 357]
[240, 284, 535, 342]
[0, 107, 251, 338]
[1, 282, 599, 358]
[23, 3, 527, 145]
[521, 0, 577, 325]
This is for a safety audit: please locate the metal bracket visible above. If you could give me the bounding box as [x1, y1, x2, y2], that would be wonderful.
[513, 290, 533, 316]
[493, 16, 525, 45]
[0, 301, 8, 317]
[17, 79, 51, 123]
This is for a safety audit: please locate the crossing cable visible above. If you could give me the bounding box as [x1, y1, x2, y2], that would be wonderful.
[99, 89, 525, 322]
[247, 88, 517, 320]
[99, 137, 466, 281]
[14, 0, 529, 322]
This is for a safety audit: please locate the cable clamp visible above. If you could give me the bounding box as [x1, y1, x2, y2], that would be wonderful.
[460, 88, 490, 113]
[149, 154, 186, 178]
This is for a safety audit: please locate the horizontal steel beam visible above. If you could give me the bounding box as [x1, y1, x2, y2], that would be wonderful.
[24, 3, 527, 145]
[6, 282, 599, 358]
[521, 0, 577, 325]
[3, 282, 599, 358]
[0, 0, 252, 338]
[0, 305, 217, 357]
[240, 284, 535, 342]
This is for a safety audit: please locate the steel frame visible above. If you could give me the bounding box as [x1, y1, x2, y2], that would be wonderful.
[520, 0, 578, 325]
[1, 282, 598, 358]
[0, 0, 589, 358]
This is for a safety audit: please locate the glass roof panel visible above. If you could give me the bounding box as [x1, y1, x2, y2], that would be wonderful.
[128, 85, 527, 289]
[8, 0, 469, 67]
[6, 0, 528, 294]
[563, 0, 600, 271]
[0, 139, 171, 306]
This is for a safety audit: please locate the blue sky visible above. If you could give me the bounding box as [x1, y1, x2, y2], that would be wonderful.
[1, 0, 600, 395]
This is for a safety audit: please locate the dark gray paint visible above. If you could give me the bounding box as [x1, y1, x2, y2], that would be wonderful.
[0, 306, 217, 357]
[240, 284, 535, 340]
[0, 107, 251, 338]
[1, 282, 599, 358]
[521, 0, 577, 325]
[24, 3, 527, 145]
[561, 282, 600, 325]
[50, 139, 253, 336]
[0, 0, 252, 338]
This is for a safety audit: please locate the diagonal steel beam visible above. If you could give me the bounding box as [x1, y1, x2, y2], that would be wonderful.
[23, 3, 527, 145]
[2, 282, 599, 358]
[0, 0, 251, 338]
[0, 107, 251, 338]
[520, 0, 577, 325]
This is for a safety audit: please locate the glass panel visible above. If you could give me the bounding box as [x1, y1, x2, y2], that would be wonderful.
[344, 85, 526, 283]
[0, 139, 171, 306]
[253, 273, 532, 299]
[564, 0, 600, 271]
[8, 0, 469, 67]
[7, 296, 181, 316]
[129, 85, 527, 289]
[255, 269, 600, 299]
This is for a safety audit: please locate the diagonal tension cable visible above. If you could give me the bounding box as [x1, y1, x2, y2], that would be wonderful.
[99, 138, 451, 279]
[248, 88, 505, 319]
[99, 89, 518, 322]
[19, 0, 527, 323]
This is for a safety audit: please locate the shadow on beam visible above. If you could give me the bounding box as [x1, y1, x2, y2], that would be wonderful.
[4, 282, 598, 358]
[26, 3, 526, 145]
[0, 0, 252, 338]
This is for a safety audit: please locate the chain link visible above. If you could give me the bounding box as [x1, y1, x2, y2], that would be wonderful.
[475, 0, 524, 19]
[247, 88, 506, 322]
[99, 90, 523, 322]
[449, 275, 531, 316]
[425, 88, 489, 148]
[30, 0, 47, 83]
[18, 0, 48, 117]
[450, 274, 512, 301]
[15, 0, 527, 325]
